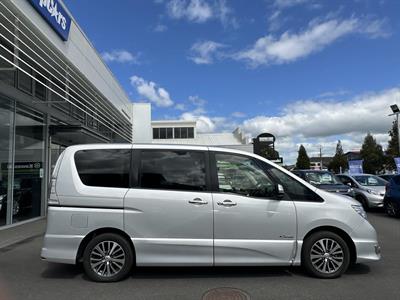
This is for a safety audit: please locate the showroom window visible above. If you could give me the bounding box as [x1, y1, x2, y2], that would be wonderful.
[153, 127, 195, 139]
[75, 149, 131, 188]
[0, 97, 14, 226]
[140, 150, 206, 191]
[13, 106, 45, 223]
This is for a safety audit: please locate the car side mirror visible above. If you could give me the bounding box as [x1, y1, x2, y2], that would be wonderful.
[276, 184, 285, 199]
[346, 183, 352, 187]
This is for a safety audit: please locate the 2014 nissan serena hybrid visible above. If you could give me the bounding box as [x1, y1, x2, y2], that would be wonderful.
[41, 144, 381, 282]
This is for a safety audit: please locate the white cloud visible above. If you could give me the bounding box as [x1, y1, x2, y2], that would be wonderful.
[273, 0, 310, 9]
[189, 40, 225, 64]
[180, 112, 216, 132]
[165, 0, 237, 27]
[175, 103, 186, 110]
[102, 50, 139, 64]
[235, 17, 389, 67]
[154, 24, 168, 32]
[167, 0, 213, 23]
[268, 10, 283, 32]
[241, 87, 399, 163]
[130, 76, 174, 107]
[216, 0, 238, 28]
[231, 111, 247, 118]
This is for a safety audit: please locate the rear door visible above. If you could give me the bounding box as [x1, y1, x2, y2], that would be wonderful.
[211, 151, 297, 266]
[124, 148, 213, 266]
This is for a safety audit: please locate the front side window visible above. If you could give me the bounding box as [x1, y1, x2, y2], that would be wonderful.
[353, 175, 386, 186]
[140, 150, 206, 191]
[74, 149, 131, 188]
[215, 153, 276, 198]
[305, 172, 341, 185]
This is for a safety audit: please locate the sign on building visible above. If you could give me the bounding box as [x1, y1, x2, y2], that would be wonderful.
[28, 0, 71, 41]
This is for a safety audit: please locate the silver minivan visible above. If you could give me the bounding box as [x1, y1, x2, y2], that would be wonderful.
[41, 144, 381, 282]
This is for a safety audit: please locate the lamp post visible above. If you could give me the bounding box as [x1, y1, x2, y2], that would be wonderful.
[389, 104, 400, 155]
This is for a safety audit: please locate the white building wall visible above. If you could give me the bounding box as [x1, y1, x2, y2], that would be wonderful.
[8, 0, 132, 121]
[132, 103, 152, 143]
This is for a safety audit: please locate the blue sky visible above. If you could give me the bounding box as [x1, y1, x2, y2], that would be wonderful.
[64, 0, 400, 163]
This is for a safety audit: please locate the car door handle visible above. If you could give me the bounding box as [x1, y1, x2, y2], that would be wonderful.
[217, 199, 237, 207]
[188, 198, 208, 205]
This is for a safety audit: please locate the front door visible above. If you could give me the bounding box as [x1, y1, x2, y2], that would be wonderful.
[124, 149, 213, 266]
[212, 152, 297, 266]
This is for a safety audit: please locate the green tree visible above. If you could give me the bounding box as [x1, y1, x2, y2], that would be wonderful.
[329, 140, 348, 173]
[360, 133, 384, 174]
[386, 119, 399, 170]
[296, 144, 310, 169]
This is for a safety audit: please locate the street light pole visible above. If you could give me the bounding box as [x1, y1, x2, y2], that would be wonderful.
[389, 104, 400, 156]
[397, 113, 400, 156]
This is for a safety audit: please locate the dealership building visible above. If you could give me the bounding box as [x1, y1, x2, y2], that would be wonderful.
[0, 0, 133, 228]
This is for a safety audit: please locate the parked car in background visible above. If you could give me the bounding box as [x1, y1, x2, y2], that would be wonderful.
[379, 174, 395, 182]
[41, 144, 381, 282]
[383, 175, 400, 217]
[337, 174, 387, 210]
[0, 178, 33, 217]
[292, 170, 354, 198]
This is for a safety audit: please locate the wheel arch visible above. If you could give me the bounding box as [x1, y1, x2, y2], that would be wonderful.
[302, 226, 357, 264]
[76, 227, 135, 264]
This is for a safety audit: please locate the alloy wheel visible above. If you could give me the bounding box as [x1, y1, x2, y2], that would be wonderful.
[310, 238, 344, 274]
[90, 241, 126, 277]
[386, 202, 397, 216]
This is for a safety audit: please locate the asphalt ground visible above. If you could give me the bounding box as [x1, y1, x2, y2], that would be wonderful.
[0, 211, 399, 300]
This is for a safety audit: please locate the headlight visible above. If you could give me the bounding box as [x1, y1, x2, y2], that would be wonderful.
[367, 189, 379, 195]
[352, 204, 367, 219]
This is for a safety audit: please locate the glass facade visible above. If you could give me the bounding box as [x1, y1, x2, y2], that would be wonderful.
[0, 0, 133, 228]
[0, 97, 14, 226]
[0, 97, 46, 226]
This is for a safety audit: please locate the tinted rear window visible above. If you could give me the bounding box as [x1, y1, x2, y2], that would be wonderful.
[140, 150, 206, 191]
[74, 149, 131, 188]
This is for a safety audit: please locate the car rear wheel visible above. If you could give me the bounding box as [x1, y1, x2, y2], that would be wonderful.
[83, 233, 134, 282]
[302, 231, 350, 279]
[385, 201, 400, 217]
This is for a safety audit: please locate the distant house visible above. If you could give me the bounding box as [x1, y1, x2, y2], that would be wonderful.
[344, 151, 361, 161]
[309, 157, 333, 170]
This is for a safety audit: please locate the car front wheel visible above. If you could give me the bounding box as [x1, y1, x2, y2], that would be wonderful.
[385, 201, 400, 217]
[302, 231, 350, 279]
[82, 233, 134, 282]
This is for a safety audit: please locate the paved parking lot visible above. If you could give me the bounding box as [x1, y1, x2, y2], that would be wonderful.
[0, 211, 399, 300]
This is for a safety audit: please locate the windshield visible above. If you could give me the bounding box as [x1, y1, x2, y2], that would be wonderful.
[353, 175, 387, 186]
[305, 172, 341, 185]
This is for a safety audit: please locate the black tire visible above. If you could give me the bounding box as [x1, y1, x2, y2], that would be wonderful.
[82, 233, 134, 282]
[384, 200, 400, 218]
[356, 195, 369, 211]
[302, 231, 350, 279]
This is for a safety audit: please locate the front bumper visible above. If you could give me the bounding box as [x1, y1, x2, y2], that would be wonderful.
[366, 194, 384, 208]
[354, 239, 381, 263]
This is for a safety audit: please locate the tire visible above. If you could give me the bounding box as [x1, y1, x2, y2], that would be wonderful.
[302, 231, 350, 279]
[356, 195, 369, 211]
[82, 233, 134, 282]
[385, 200, 400, 218]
